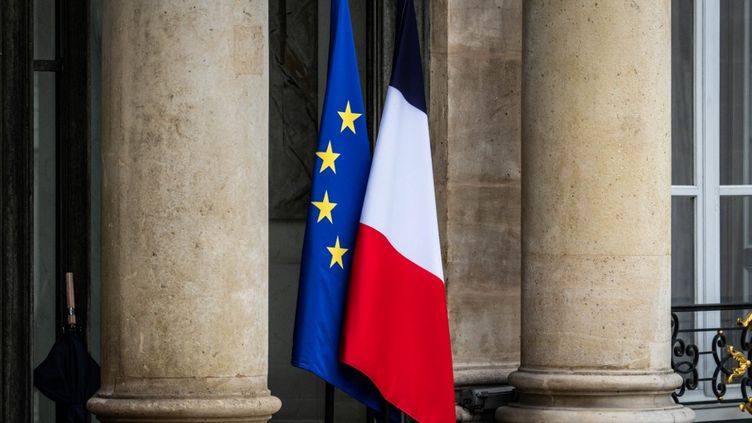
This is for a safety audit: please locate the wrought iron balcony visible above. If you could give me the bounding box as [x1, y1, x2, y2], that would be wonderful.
[672, 303, 752, 412]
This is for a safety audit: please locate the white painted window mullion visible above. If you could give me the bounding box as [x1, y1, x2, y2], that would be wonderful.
[699, 0, 721, 308]
[719, 185, 752, 196]
[671, 185, 700, 197]
[694, 0, 722, 399]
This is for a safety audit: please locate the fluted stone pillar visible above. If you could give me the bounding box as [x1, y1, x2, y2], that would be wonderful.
[88, 2, 280, 422]
[497, 1, 694, 422]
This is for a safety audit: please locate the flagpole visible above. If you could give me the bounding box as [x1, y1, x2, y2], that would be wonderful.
[325, 382, 334, 423]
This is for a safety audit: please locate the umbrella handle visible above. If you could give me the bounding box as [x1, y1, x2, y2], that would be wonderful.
[66, 272, 76, 326]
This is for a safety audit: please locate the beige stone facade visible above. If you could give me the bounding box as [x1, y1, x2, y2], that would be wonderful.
[89, 1, 694, 422]
[431, 0, 522, 391]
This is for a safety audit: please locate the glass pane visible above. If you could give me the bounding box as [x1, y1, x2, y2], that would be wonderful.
[32, 72, 56, 422]
[672, 0, 695, 186]
[720, 196, 752, 304]
[720, 0, 752, 185]
[672, 197, 695, 305]
[33, 0, 55, 60]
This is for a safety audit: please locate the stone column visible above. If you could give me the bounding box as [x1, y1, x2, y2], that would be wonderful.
[88, 2, 280, 422]
[497, 1, 693, 422]
[429, 0, 522, 400]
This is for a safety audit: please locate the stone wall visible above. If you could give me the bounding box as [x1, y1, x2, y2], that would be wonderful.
[430, 0, 522, 391]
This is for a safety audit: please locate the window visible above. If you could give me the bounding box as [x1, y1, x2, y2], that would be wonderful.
[671, 0, 752, 311]
[672, 0, 752, 420]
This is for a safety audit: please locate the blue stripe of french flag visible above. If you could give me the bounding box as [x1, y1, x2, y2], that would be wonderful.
[341, 0, 455, 421]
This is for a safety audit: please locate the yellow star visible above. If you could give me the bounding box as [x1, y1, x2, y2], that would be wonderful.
[311, 191, 337, 223]
[327, 236, 348, 269]
[315, 141, 340, 174]
[338, 101, 362, 134]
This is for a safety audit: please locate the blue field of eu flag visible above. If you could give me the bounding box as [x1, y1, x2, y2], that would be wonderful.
[291, 0, 385, 413]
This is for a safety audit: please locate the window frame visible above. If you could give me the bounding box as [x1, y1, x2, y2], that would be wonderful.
[672, 0, 752, 409]
[672, 0, 752, 312]
[1, 0, 35, 421]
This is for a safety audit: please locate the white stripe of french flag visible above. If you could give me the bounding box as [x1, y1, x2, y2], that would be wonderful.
[340, 1, 455, 421]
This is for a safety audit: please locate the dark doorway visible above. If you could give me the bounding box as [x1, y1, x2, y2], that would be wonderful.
[1, 1, 92, 422]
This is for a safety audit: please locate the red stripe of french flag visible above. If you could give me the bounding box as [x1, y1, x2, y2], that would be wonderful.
[340, 83, 455, 422]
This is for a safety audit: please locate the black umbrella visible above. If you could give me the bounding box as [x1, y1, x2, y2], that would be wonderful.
[34, 272, 101, 423]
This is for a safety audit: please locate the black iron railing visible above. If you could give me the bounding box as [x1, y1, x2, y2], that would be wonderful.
[672, 303, 752, 412]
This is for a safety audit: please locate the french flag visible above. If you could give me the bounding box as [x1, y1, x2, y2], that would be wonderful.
[341, 0, 455, 421]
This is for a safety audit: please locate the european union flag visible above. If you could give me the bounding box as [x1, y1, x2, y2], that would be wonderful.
[291, 0, 384, 412]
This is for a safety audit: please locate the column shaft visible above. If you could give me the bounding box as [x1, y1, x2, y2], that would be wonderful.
[88, 1, 280, 422]
[497, 1, 693, 421]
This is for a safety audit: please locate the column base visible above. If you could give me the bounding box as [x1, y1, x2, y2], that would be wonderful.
[88, 394, 281, 423]
[496, 405, 695, 423]
[453, 361, 518, 386]
[495, 369, 695, 423]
